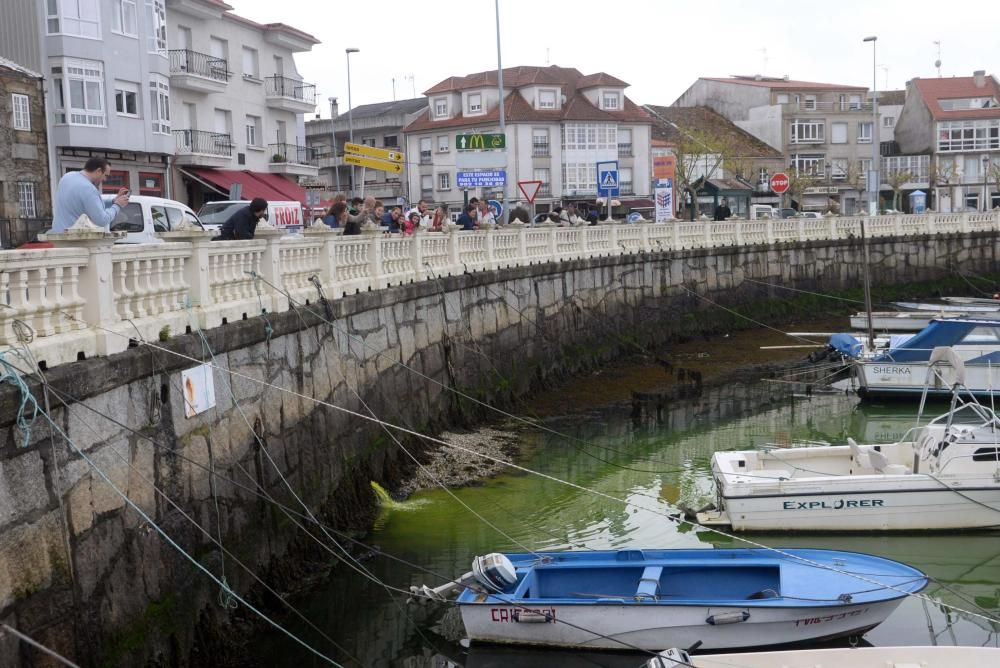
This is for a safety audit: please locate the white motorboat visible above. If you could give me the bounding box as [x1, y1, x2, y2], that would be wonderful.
[648, 645, 1000, 667]
[698, 355, 1000, 531]
[849, 310, 975, 332]
[892, 301, 1000, 313]
[855, 319, 1000, 399]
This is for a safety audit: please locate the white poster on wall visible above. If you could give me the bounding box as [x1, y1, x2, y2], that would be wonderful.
[182, 363, 217, 418]
[655, 178, 673, 222]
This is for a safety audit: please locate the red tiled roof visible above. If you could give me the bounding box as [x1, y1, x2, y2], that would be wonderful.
[643, 105, 782, 158]
[702, 76, 867, 91]
[222, 13, 318, 44]
[911, 75, 1000, 120]
[576, 72, 628, 88]
[408, 65, 649, 132]
[424, 65, 582, 94]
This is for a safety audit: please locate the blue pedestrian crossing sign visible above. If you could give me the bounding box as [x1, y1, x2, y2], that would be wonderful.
[597, 160, 620, 197]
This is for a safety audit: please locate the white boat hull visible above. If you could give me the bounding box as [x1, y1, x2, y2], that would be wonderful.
[699, 645, 1000, 667]
[460, 599, 899, 650]
[716, 477, 1000, 531]
[856, 360, 1000, 398]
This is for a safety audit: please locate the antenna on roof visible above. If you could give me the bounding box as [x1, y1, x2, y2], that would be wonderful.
[759, 47, 768, 75]
[545, 47, 550, 66]
[933, 40, 942, 77]
[405, 73, 415, 98]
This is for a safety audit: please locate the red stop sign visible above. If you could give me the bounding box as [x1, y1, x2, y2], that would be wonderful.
[770, 172, 790, 194]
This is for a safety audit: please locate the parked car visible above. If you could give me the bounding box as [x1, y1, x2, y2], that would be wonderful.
[796, 211, 823, 219]
[18, 195, 205, 248]
[198, 199, 304, 234]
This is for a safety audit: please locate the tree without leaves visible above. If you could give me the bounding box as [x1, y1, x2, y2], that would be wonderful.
[670, 128, 738, 221]
[886, 169, 915, 211]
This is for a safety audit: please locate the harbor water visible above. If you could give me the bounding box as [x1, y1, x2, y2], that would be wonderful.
[252, 328, 1000, 666]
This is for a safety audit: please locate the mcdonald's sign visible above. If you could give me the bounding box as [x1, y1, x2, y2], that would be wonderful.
[457, 133, 506, 151]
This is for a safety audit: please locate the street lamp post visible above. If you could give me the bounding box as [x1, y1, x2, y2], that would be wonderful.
[984, 155, 991, 212]
[494, 0, 510, 223]
[863, 36, 879, 215]
[345, 47, 359, 198]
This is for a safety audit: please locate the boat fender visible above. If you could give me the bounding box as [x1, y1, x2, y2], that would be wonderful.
[471, 553, 517, 592]
[512, 609, 553, 623]
[838, 593, 854, 603]
[705, 610, 750, 625]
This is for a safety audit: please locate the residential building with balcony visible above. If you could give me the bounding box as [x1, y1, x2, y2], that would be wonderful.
[643, 105, 784, 218]
[0, 56, 51, 247]
[403, 65, 651, 216]
[894, 71, 1000, 212]
[31, 0, 174, 200]
[165, 0, 319, 209]
[304, 97, 425, 204]
[674, 76, 879, 214]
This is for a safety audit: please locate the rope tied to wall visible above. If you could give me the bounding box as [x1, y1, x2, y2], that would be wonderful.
[0, 348, 41, 449]
[248, 271, 274, 343]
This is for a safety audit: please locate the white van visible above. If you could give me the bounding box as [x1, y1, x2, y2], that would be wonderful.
[198, 200, 304, 234]
[104, 194, 207, 243]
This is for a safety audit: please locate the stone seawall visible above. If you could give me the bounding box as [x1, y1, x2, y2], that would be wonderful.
[0, 232, 995, 665]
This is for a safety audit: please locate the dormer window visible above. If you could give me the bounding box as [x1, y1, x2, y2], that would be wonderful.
[433, 97, 448, 118]
[601, 91, 620, 110]
[538, 89, 556, 109]
[468, 92, 482, 114]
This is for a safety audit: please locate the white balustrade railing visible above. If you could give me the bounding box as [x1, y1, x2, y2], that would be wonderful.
[2, 211, 999, 368]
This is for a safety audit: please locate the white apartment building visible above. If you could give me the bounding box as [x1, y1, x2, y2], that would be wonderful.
[403, 65, 652, 215]
[35, 0, 175, 198]
[165, 0, 319, 209]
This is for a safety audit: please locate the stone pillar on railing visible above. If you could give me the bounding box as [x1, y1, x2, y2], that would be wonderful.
[254, 221, 287, 313]
[701, 214, 711, 248]
[638, 219, 652, 251]
[672, 220, 682, 249]
[893, 213, 904, 236]
[302, 220, 339, 292]
[731, 217, 744, 246]
[364, 224, 386, 288]
[826, 212, 837, 239]
[444, 224, 461, 271]
[508, 221, 528, 264]
[484, 227, 497, 270]
[607, 222, 618, 255]
[797, 218, 806, 241]
[960, 212, 970, 233]
[411, 230, 425, 280]
[43, 216, 119, 354]
[765, 219, 775, 244]
[159, 217, 215, 318]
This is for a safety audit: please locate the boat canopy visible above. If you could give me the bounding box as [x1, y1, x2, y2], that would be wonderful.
[829, 333, 863, 358]
[875, 318, 1000, 362]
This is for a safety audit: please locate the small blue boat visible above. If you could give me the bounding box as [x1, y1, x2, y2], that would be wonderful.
[427, 548, 927, 651]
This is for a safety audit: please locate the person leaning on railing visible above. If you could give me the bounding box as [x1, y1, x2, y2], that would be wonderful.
[51, 157, 129, 232]
[214, 198, 268, 240]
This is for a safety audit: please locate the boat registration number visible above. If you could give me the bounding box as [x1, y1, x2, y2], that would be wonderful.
[490, 607, 556, 623]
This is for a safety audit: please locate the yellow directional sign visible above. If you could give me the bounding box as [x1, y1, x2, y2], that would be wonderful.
[343, 153, 404, 174]
[344, 142, 404, 163]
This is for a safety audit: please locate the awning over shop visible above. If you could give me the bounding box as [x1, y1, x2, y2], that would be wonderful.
[181, 168, 306, 206]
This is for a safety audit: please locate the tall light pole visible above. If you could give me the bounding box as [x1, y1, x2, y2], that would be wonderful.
[494, 0, 510, 223]
[345, 47, 359, 198]
[984, 155, 991, 212]
[863, 36, 879, 215]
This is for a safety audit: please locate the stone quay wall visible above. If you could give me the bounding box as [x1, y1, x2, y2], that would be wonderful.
[0, 231, 996, 665]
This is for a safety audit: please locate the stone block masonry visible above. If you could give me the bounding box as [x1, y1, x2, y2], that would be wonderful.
[1, 230, 998, 665]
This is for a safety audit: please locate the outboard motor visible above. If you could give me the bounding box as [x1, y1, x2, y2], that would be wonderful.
[472, 553, 517, 592]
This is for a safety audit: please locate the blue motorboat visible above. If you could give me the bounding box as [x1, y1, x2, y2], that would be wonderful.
[416, 548, 926, 651]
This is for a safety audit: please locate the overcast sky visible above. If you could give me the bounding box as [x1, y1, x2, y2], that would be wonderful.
[231, 0, 999, 116]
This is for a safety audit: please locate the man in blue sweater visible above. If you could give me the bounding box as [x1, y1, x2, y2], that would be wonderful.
[51, 157, 129, 232]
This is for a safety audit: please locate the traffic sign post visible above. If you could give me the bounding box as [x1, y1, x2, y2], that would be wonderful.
[343, 153, 403, 174]
[456, 133, 506, 150]
[517, 180, 542, 204]
[597, 160, 619, 221]
[344, 142, 404, 163]
[770, 172, 790, 207]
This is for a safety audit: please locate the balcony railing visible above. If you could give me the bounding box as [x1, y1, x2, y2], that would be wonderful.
[420, 150, 432, 164]
[168, 49, 230, 81]
[538, 184, 551, 197]
[265, 75, 316, 105]
[268, 143, 318, 166]
[532, 141, 550, 157]
[782, 101, 874, 113]
[618, 143, 632, 158]
[420, 188, 433, 200]
[620, 181, 634, 195]
[173, 129, 233, 157]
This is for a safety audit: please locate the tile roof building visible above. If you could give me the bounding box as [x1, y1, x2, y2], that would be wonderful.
[893, 71, 1000, 212]
[674, 75, 879, 214]
[403, 64, 652, 215]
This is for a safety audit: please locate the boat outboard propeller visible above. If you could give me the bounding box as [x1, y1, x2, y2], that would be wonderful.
[471, 553, 517, 592]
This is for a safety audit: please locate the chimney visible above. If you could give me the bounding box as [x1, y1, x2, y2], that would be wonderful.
[974, 70, 986, 88]
[328, 96, 339, 119]
[783, 74, 789, 81]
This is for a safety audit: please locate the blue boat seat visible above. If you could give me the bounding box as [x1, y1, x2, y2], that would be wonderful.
[636, 566, 663, 599]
